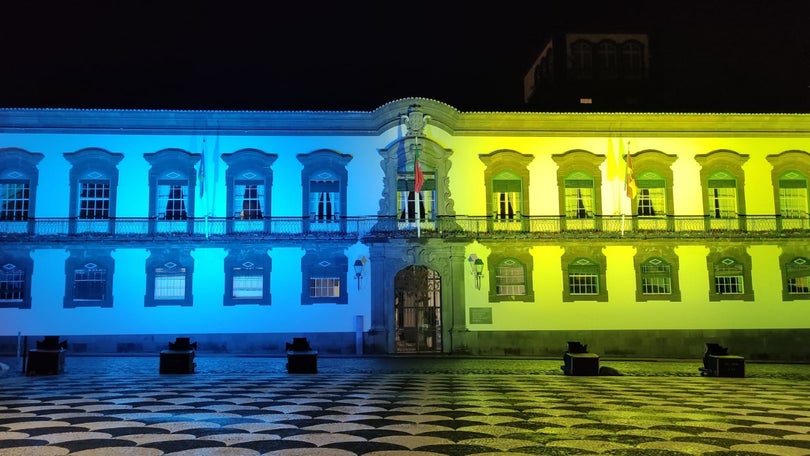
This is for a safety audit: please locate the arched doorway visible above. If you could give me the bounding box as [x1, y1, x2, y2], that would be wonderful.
[394, 265, 442, 353]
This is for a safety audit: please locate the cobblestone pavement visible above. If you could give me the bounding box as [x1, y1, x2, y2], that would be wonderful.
[2, 356, 810, 455]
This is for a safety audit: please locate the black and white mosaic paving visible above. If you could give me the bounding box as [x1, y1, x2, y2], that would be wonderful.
[2, 357, 810, 455]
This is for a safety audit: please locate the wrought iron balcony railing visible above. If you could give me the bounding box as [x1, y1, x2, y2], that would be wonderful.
[0, 214, 808, 243]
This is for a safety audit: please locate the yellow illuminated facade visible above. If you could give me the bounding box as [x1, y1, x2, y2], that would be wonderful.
[1, 98, 809, 361]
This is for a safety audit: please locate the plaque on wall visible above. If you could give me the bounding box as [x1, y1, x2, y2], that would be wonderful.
[469, 307, 493, 324]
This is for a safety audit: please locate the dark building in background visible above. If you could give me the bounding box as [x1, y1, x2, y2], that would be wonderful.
[523, 31, 809, 113]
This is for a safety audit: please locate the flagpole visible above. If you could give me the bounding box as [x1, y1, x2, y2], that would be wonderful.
[621, 140, 632, 237]
[415, 139, 421, 238]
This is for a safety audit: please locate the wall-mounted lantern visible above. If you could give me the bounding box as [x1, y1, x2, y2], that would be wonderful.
[354, 256, 367, 290]
[468, 254, 485, 290]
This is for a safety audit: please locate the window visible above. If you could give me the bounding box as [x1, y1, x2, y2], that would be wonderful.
[480, 151, 533, 233]
[778, 171, 808, 219]
[145, 149, 199, 233]
[298, 150, 352, 232]
[495, 259, 526, 296]
[74, 264, 107, 301]
[568, 258, 600, 295]
[570, 40, 593, 79]
[310, 179, 339, 221]
[158, 184, 188, 220]
[79, 182, 110, 219]
[301, 250, 349, 305]
[224, 248, 271, 306]
[0, 148, 43, 229]
[786, 257, 810, 295]
[309, 277, 340, 298]
[232, 265, 264, 298]
[65, 250, 114, 308]
[145, 249, 194, 307]
[235, 183, 264, 219]
[697, 151, 748, 232]
[562, 248, 608, 302]
[0, 252, 32, 309]
[564, 176, 594, 219]
[708, 173, 738, 219]
[0, 264, 23, 304]
[222, 149, 276, 233]
[636, 173, 666, 217]
[492, 172, 522, 220]
[640, 258, 672, 295]
[65, 149, 123, 234]
[621, 40, 645, 80]
[398, 172, 435, 222]
[714, 258, 744, 295]
[155, 265, 186, 299]
[0, 182, 30, 221]
[595, 40, 618, 79]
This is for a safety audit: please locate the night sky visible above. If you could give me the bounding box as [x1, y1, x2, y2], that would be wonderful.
[2, 1, 809, 112]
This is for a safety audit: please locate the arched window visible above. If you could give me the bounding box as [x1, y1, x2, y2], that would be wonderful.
[778, 171, 808, 220]
[621, 40, 645, 79]
[222, 149, 276, 233]
[595, 40, 618, 79]
[564, 172, 594, 219]
[636, 170, 666, 217]
[570, 40, 593, 79]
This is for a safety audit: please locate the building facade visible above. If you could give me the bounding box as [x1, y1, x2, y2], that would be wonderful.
[2, 98, 810, 361]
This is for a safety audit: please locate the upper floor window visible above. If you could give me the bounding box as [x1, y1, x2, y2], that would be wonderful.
[235, 183, 264, 219]
[398, 145, 435, 223]
[636, 171, 666, 217]
[778, 171, 808, 219]
[564, 173, 594, 219]
[298, 150, 352, 232]
[595, 40, 618, 79]
[79, 182, 110, 219]
[570, 40, 593, 79]
[480, 150, 534, 233]
[0, 148, 43, 227]
[621, 40, 645, 80]
[697, 151, 748, 232]
[707, 171, 738, 219]
[64, 250, 114, 308]
[145, 149, 199, 233]
[65, 149, 123, 234]
[0, 182, 29, 221]
[309, 176, 339, 221]
[492, 171, 523, 221]
[222, 149, 276, 233]
[159, 184, 188, 220]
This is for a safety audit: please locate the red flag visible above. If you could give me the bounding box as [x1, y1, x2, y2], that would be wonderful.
[625, 151, 638, 199]
[414, 158, 424, 193]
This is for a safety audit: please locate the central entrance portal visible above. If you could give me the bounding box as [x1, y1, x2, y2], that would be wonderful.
[394, 265, 442, 353]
